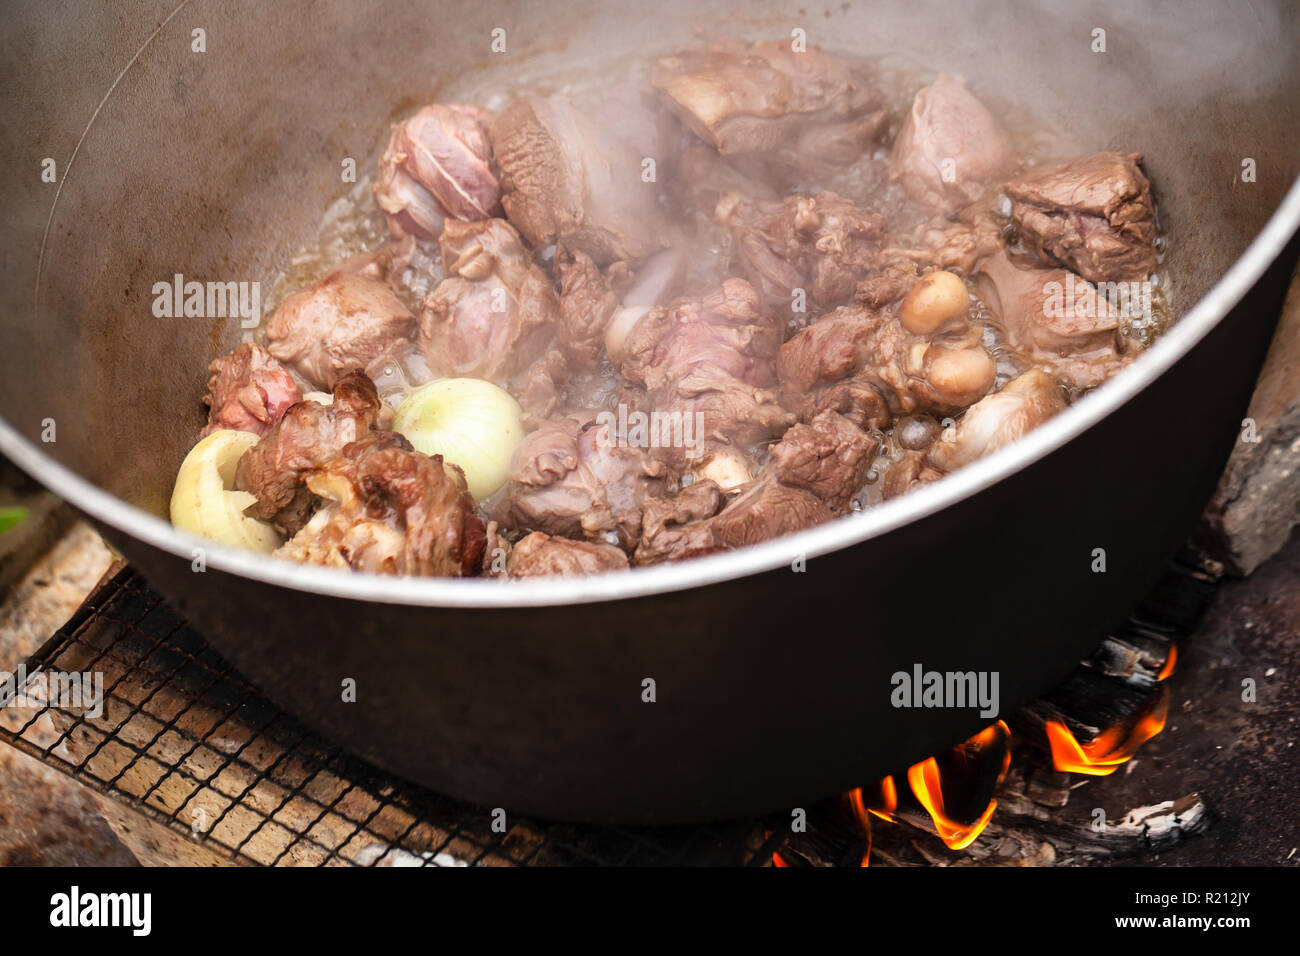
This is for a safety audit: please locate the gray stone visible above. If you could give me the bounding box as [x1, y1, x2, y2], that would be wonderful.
[1199, 270, 1300, 575]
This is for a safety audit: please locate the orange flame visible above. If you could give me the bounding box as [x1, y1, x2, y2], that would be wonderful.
[905, 720, 1011, 850]
[1045, 686, 1168, 776]
[1157, 644, 1178, 681]
[848, 774, 898, 824]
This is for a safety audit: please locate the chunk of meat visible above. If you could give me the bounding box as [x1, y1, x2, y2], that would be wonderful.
[201, 343, 301, 437]
[651, 40, 887, 158]
[611, 278, 794, 461]
[806, 375, 895, 431]
[769, 410, 879, 512]
[718, 190, 889, 308]
[555, 250, 625, 370]
[854, 262, 923, 309]
[493, 417, 675, 551]
[505, 532, 629, 577]
[417, 218, 559, 382]
[882, 212, 1005, 278]
[235, 372, 382, 535]
[633, 475, 831, 565]
[974, 250, 1140, 389]
[927, 368, 1067, 471]
[276, 431, 485, 577]
[490, 95, 670, 265]
[889, 74, 1013, 216]
[373, 104, 501, 240]
[615, 277, 783, 395]
[265, 262, 415, 391]
[1005, 151, 1157, 282]
[480, 520, 511, 576]
[777, 304, 995, 421]
[881, 449, 945, 500]
[517, 349, 568, 427]
[633, 480, 725, 564]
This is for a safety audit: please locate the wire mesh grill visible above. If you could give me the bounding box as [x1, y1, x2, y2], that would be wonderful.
[0, 567, 785, 866]
[0, 548, 1219, 866]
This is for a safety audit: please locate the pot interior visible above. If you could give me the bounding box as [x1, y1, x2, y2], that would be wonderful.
[2, 0, 1297, 521]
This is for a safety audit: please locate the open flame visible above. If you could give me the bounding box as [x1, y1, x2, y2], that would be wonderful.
[1044, 685, 1169, 776]
[848, 774, 898, 824]
[1157, 643, 1178, 681]
[849, 721, 1011, 854]
[906, 721, 1011, 850]
[776, 646, 1175, 864]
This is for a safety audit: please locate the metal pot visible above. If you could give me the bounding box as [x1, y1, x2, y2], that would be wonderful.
[2, 0, 1298, 822]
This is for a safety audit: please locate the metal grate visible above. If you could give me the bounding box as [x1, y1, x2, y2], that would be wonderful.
[0, 567, 786, 866]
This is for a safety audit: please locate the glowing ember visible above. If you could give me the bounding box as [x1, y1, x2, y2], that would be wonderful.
[1045, 685, 1169, 776]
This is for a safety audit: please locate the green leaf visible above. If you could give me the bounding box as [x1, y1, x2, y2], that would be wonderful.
[0, 506, 29, 535]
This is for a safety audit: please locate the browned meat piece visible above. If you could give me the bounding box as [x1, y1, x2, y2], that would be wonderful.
[881, 449, 945, 500]
[276, 431, 485, 577]
[417, 218, 559, 382]
[633, 480, 725, 564]
[769, 410, 879, 512]
[201, 342, 301, 437]
[882, 213, 1005, 278]
[610, 278, 794, 461]
[651, 40, 887, 158]
[556, 250, 624, 370]
[493, 417, 675, 551]
[265, 261, 415, 391]
[889, 75, 1013, 216]
[633, 475, 831, 565]
[668, 370, 795, 456]
[927, 368, 1066, 472]
[517, 349, 568, 427]
[480, 520, 512, 576]
[490, 95, 671, 265]
[974, 250, 1140, 389]
[1005, 151, 1157, 282]
[776, 303, 996, 421]
[718, 190, 889, 309]
[235, 372, 382, 535]
[807, 375, 895, 431]
[855, 262, 923, 309]
[505, 532, 629, 577]
[614, 277, 783, 395]
[778, 306, 896, 397]
[374, 105, 501, 240]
